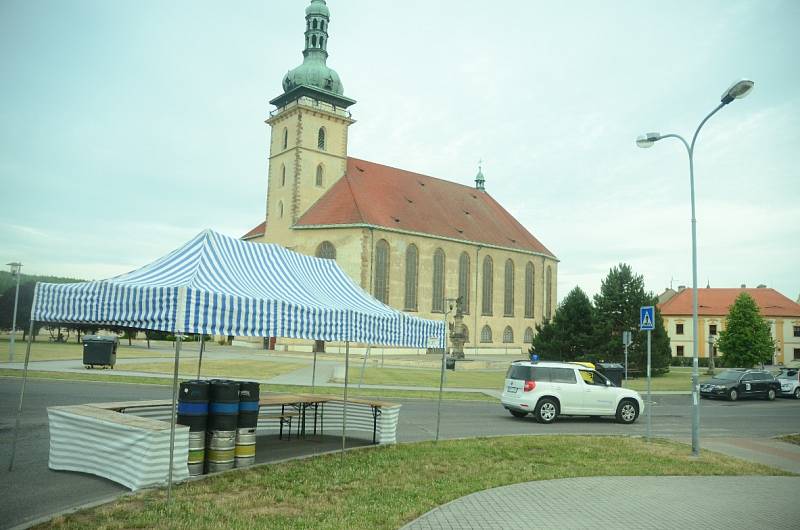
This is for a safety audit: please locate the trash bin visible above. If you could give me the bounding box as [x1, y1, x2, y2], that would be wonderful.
[82, 335, 118, 368]
[445, 357, 456, 371]
[595, 362, 624, 387]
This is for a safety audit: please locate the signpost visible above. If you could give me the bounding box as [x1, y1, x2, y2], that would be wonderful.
[622, 331, 632, 380]
[640, 306, 655, 440]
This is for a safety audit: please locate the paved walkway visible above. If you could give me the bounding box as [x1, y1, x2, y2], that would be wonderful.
[403, 476, 800, 529]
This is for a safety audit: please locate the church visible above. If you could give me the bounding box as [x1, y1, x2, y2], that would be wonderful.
[243, 0, 558, 354]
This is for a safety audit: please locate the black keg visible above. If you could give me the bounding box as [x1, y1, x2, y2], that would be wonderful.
[238, 381, 260, 429]
[177, 380, 210, 432]
[208, 379, 240, 431]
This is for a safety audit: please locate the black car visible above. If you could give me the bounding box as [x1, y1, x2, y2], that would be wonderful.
[699, 369, 780, 401]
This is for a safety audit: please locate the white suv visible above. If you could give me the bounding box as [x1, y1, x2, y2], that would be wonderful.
[501, 361, 645, 424]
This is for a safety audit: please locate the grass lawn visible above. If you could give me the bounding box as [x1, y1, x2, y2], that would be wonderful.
[348, 366, 505, 389]
[40, 435, 788, 530]
[115, 359, 305, 381]
[777, 434, 800, 445]
[622, 367, 693, 392]
[0, 340, 177, 363]
[0, 370, 496, 402]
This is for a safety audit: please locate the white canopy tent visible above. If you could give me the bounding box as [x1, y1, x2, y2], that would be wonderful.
[9, 230, 445, 495]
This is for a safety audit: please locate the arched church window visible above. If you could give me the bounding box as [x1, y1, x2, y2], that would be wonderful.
[318, 127, 326, 150]
[282, 128, 288, 150]
[481, 256, 493, 316]
[480, 325, 492, 343]
[374, 239, 390, 304]
[525, 262, 534, 318]
[281, 164, 286, 187]
[523, 326, 534, 344]
[312, 35, 317, 47]
[432, 248, 445, 312]
[545, 265, 553, 320]
[404, 244, 418, 311]
[503, 326, 514, 343]
[319, 37, 324, 48]
[278, 201, 284, 219]
[321, 20, 326, 31]
[315, 164, 324, 187]
[504, 259, 515, 317]
[458, 252, 470, 315]
[313, 19, 318, 30]
[315, 241, 336, 260]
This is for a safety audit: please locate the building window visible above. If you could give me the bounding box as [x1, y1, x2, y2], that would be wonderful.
[709, 324, 717, 336]
[482, 256, 493, 316]
[480, 325, 492, 343]
[278, 201, 284, 219]
[318, 127, 326, 150]
[315, 164, 324, 187]
[404, 244, 418, 311]
[502, 326, 514, 343]
[281, 164, 286, 187]
[282, 127, 288, 150]
[432, 248, 445, 313]
[794, 326, 800, 337]
[676, 323, 684, 335]
[315, 241, 336, 260]
[795, 348, 800, 360]
[374, 239, 390, 304]
[462, 325, 470, 343]
[676, 345, 685, 357]
[545, 265, 553, 320]
[523, 327, 534, 344]
[458, 252, 470, 314]
[504, 259, 515, 317]
[524, 262, 534, 319]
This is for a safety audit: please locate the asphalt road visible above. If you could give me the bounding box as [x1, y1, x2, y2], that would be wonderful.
[1, 378, 798, 529]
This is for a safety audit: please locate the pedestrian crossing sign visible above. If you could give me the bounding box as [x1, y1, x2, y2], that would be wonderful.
[640, 306, 655, 331]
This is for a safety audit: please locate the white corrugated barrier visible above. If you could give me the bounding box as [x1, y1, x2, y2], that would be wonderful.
[48, 405, 189, 491]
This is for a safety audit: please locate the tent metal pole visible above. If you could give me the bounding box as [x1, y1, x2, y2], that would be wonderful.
[196, 335, 205, 380]
[8, 320, 35, 472]
[167, 336, 182, 506]
[311, 349, 317, 393]
[342, 341, 349, 457]
[358, 345, 371, 388]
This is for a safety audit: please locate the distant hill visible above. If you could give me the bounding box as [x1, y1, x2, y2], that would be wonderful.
[0, 271, 83, 297]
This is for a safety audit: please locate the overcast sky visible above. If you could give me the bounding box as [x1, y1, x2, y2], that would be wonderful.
[2, 0, 798, 303]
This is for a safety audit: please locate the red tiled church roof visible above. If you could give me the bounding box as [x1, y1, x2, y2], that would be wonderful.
[658, 288, 800, 317]
[241, 221, 266, 240]
[295, 157, 556, 257]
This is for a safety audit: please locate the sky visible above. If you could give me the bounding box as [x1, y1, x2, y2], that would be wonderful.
[1, 0, 798, 303]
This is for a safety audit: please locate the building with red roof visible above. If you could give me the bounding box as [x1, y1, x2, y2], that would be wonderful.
[658, 286, 800, 364]
[243, 1, 557, 353]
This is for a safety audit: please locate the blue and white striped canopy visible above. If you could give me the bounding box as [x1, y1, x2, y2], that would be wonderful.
[32, 230, 445, 347]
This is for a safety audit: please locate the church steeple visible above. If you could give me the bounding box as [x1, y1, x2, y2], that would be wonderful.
[475, 161, 485, 191]
[272, 0, 355, 109]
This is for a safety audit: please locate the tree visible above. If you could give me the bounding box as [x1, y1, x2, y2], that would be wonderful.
[592, 264, 671, 373]
[0, 282, 44, 340]
[716, 293, 775, 368]
[531, 287, 595, 362]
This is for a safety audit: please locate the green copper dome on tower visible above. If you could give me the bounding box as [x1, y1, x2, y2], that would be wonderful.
[281, 0, 344, 96]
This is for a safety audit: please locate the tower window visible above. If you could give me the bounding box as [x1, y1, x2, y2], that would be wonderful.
[317, 127, 326, 150]
[319, 37, 324, 48]
[312, 19, 318, 30]
[315, 241, 336, 260]
[281, 164, 286, 187]
[282, 128, 288, 150]
[315, 164, 324, 187]
[321, 20, 326, 31]
[278, 201, 284, 219]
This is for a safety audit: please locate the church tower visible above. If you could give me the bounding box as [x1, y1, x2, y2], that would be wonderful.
[264, 0, 356, 246]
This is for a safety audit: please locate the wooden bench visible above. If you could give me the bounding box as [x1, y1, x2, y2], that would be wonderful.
[258, 411, 299, 440]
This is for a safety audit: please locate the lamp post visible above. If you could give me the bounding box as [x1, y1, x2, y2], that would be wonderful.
[636, 79, 754, 457]
[7, 262, 22, 362]
[435, 297, 457, 442]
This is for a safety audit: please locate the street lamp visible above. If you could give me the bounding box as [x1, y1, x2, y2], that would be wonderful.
[636, 79, 754, 457]
[7, 262, 22, 362]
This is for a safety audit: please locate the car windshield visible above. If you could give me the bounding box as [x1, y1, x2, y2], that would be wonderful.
[778, 369, 798, 379]
[716, 370, 743, 381]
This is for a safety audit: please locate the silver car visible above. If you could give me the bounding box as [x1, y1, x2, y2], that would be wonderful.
[776, 367, 800, 399]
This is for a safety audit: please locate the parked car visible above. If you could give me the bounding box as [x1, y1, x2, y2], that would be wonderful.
[699, 369, 780, 401]
[500, 360, 644, 424]
[776, 367, 800, 399]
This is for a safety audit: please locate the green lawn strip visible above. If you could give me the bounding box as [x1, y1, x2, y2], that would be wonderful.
[115, 359, 305, 381]
[0, 341, 177, 363]
[777, 433, 800, 445]
[40, 435, 788, 530]
[0, 370, 495, 402]
[622, 367, 693, 392]
[347, 366, 505, 389]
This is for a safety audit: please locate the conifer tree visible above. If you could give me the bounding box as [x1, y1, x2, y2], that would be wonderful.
[716, 293, 775, 368]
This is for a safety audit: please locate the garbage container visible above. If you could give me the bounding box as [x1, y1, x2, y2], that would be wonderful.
[445, 357, 456, 371]
[82, 335, 118, 368]
[595, 362, 624, 387]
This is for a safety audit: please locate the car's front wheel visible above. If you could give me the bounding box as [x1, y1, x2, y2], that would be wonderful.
[509, 410, 528, 418]
[794, 387, 800, 400]
[728, 389, 738, 401]
[766, 388, 776, 401]
[534, 398, 558, 424]
[616, 399, 639, 424]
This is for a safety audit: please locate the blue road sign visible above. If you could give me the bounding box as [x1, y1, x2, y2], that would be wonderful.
[640, 306, 655, 331]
